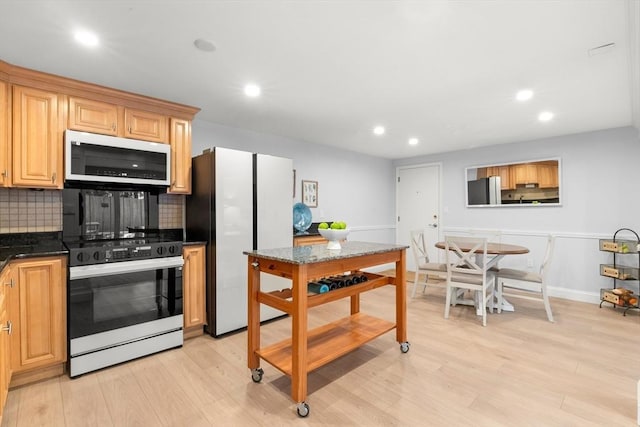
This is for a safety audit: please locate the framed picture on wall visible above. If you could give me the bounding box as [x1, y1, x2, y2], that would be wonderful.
[302, 180, 318, 207]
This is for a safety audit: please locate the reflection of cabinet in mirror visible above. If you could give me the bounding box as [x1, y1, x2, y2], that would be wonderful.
[477, 166, 514, 189]
[477, 161, 557, 189]
[467, 158, 561, 207]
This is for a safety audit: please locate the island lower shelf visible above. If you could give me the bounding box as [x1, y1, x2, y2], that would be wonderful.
[256, 312, 395, 376]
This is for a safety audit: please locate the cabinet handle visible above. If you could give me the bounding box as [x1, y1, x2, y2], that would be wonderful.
[1, 170, 6, 178]
[1, 321, 11, 335]
[3, 278, 14, 288]
[112, 123, 116, 131]
[52, 172, 57, 183]
[128, 126, 132, 133]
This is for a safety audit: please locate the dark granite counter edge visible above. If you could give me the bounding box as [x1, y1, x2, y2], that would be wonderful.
[0, 231, 67, 275]
[0, 249, 70, 274]
[244, 241, 410, 265]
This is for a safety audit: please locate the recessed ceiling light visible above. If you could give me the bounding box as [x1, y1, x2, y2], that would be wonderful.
[516, 89, 533, 101]
[373, 126, 385, 136]
[408, 138, 419, 146]
[74, 30, 99, 47]
[244, 83, 261, 98]
[538, 111, 554, 122]
[193, 38, 216, 52]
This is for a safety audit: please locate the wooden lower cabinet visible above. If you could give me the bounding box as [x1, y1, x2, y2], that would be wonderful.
[0, 266, 13, 422]
[9, 257, 66, 377]
[183, 245, 206, 338]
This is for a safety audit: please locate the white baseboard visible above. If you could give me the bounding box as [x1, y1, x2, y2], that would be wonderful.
[547, 286, 601, 304]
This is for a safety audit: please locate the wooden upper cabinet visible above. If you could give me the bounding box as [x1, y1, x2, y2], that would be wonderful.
[495, 166, 514, 190]
[68, 96, 118, 136]
[12, 85, 63, 189]
[538, 164, 558, 188]
[0, 81, 9, 188]
[9, 257, 66, 373]
[169, 118, 192, 194]
[512, 164, 538, 185]
[124, 108, 168, 143]
[478, 166, 513, 190]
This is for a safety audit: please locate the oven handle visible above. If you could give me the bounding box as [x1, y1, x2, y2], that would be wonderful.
[69, 256, 184, 280]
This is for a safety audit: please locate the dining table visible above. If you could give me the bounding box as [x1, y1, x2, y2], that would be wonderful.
[434, 240, 529, 313]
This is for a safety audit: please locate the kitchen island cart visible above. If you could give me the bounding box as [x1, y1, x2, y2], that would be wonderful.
[244, 241, 409, 417]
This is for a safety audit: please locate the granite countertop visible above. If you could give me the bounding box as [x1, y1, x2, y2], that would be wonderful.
[0, 232, 68, 272]
[243, 241, 409, 265]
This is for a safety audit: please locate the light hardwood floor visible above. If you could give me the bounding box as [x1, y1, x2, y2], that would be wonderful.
[2, 274, 639, 426]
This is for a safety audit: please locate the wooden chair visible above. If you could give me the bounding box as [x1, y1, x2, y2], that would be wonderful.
[409, 230, 447, 298]
[496, 235, 555, 322]
[444, 235, 495, 326]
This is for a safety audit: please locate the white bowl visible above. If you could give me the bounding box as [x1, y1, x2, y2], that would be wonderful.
[318, 228, 350, 250]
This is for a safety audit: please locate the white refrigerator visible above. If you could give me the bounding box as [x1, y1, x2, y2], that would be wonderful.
[186, 147, 292, 337]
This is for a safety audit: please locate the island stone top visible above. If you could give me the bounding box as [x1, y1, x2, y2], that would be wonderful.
[243, 241, 408, 265]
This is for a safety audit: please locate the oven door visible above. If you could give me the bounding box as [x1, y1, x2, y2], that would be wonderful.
[68, 256, 183, 341]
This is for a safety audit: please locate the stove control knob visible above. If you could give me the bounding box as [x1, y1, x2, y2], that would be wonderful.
[76, 252, 87, 263]
[92, 251, 104, 262]
[168, 245, 177, 254]
[156, 246, 167, 256]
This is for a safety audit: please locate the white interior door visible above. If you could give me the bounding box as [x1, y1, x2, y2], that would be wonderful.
[396, 164, 441, 271]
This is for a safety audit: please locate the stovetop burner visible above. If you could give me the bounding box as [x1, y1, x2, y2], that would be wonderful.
[64, 237, 183, 267]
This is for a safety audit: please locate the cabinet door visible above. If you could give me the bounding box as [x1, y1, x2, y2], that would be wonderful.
[124, 108, 167, 143]
[9, 257, 66, 373]
[496, 166, 514, 190]
[183, 245, 206, 330]
[0, 82, 9, 187]
[0, 266, 12, 418]
[512, 164, 538, 185]
[12, 86, 63, 188]
[168, 118, 192, 194]
[537, 164, 558, 188]
[68, 96, 118, 135]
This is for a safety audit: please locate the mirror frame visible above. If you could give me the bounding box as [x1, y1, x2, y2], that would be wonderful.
[465, 157, 562, 208]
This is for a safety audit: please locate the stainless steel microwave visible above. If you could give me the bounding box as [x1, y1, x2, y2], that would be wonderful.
[64, 130, 170, 187]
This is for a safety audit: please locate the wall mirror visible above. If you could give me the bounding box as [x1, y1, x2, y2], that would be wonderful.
[465, 158, 561, 207]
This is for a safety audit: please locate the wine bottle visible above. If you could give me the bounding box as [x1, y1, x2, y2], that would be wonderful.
[318, 278, 337, 290]
[308, 282, 329, 294]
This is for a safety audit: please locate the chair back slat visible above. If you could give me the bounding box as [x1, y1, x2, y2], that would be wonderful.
[410, 229, 430, 264]
[444, 236, 488, 276]
[539, 234, 555, 276]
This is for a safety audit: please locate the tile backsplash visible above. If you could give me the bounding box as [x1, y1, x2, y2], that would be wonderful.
[0, 188, 185, 234]
[0, 188, 62, 233]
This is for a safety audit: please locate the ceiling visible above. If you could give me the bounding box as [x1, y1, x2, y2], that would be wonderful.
[1, 1, 638, 159]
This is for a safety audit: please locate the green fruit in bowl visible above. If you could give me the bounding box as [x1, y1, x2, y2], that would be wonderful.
[330, 222, 341, 229]
[318, 222, 329, 230]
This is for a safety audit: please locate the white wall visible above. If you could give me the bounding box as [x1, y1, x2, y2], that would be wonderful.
[192, 119, 396, 244]
[394, 126, 640, 303]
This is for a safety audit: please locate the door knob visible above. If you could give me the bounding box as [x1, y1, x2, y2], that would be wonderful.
[427, 223, 438, 228]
